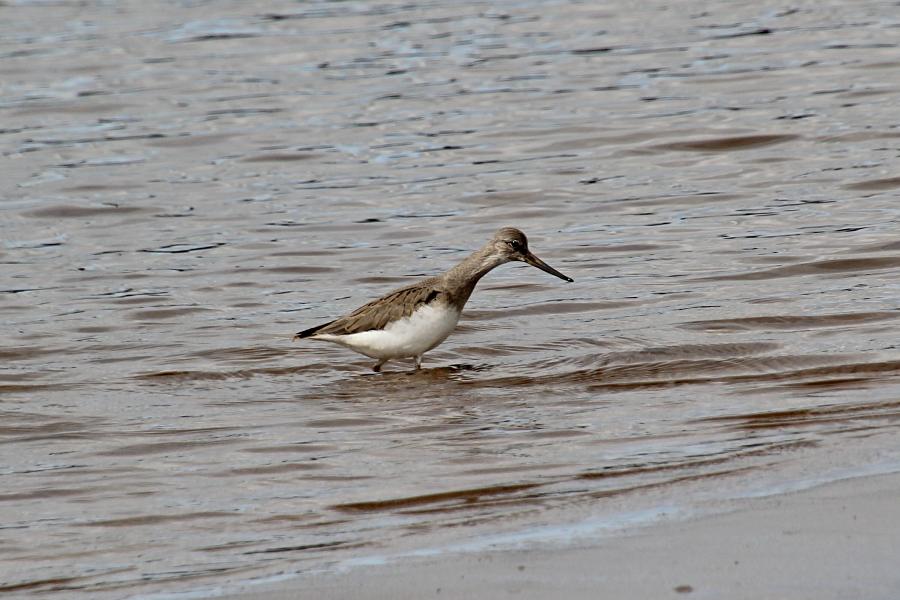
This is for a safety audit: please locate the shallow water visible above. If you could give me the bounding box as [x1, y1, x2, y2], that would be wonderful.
[2, 0, 900, 596]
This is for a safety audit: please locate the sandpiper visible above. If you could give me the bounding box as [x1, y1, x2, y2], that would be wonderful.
[294, 227, 573, 371]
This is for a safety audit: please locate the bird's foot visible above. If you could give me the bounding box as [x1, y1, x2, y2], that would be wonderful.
[414, 355, 422, 370]
[372, 361, 385, 373]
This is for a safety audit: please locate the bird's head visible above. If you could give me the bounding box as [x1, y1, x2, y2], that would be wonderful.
[486, 227, 573, 282]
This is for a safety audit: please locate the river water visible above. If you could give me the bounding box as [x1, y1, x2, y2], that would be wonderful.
[2, 0, 900, 597]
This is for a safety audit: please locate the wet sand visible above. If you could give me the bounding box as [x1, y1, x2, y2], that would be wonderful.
[221, 471, 900, 600]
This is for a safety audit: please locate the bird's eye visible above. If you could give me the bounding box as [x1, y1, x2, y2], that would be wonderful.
[507, 239, 520, 249]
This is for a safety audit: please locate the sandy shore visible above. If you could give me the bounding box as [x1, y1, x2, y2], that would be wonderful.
[216, 471, 900, 600]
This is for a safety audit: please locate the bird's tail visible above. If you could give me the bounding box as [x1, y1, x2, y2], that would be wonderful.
[293, 320, 335, 341]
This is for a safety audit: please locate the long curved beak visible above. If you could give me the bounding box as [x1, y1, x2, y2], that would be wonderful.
[522, 251, 574, 282]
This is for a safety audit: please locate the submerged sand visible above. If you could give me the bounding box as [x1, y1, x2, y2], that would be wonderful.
[5, 1, 900, 597]
[219, 471, 900, 599]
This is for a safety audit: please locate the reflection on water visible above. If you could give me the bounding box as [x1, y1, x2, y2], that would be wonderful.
[3, 0, 900, 596]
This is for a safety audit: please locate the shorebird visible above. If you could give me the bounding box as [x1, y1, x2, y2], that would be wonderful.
[294, 227, 573, 372]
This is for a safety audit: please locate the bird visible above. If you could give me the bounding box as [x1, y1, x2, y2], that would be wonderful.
[293, 227, 573, 372]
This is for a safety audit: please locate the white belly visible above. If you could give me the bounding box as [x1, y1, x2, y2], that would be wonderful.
[315, 304, 460, 360]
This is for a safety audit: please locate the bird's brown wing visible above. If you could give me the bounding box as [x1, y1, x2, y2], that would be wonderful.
[295, 279, 442, 339]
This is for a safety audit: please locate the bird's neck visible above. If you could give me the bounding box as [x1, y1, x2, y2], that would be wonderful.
[441, 246, 504, 309]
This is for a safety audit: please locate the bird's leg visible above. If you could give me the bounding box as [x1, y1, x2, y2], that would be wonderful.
[414, 355, 422, 370]
[373, 360, 386, 372]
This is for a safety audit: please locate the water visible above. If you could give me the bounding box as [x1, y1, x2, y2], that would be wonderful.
[2, 0, 900, 596]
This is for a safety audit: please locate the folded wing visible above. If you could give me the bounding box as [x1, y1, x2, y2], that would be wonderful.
[295, 282, 441, 339]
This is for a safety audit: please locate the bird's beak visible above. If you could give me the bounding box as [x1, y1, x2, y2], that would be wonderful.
[522, 251, 574, 282]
